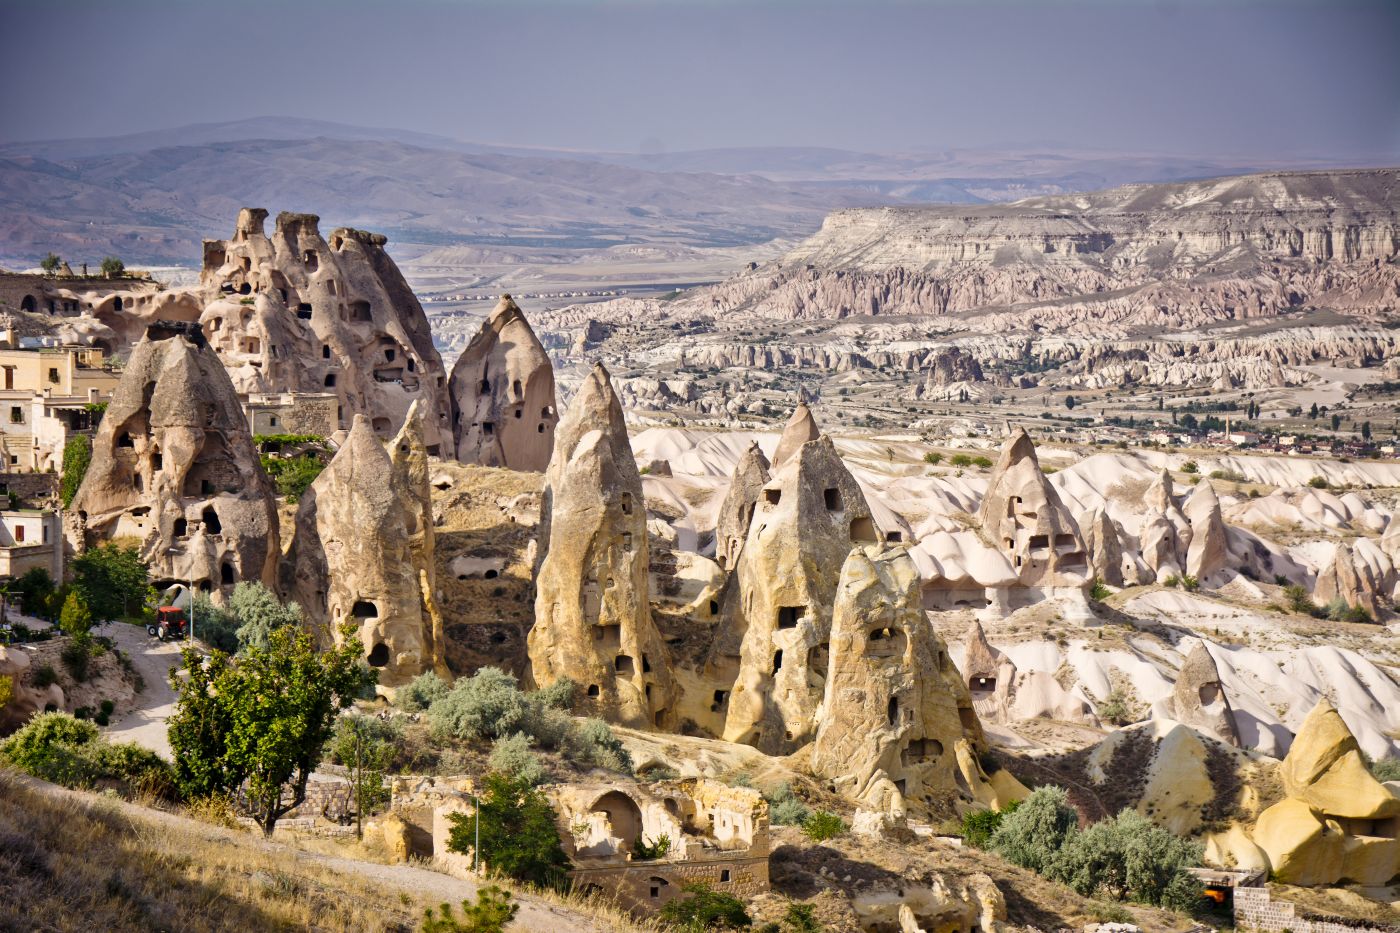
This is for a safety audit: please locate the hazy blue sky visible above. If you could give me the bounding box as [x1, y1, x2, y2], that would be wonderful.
[2, 0, 1396, 159]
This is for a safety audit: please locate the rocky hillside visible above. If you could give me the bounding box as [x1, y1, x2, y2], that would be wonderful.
[544, 168, 1399, 336]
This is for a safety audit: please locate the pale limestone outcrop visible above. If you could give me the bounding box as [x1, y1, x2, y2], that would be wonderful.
[528, 364, 676, 729]
[850, 873, 1009, 933]
[0, 645, 64, 733]
[283, 406, 444, 690]
[1140, 470, 1191, 582]
[1183, 481, 1231, 581]
[199, 209, 451, 449]
[771, 404, 820, 469]
[810, 546, 988, 814]
[714, 441, 770, 571]
[1313, 541, 1383, 618]
[448, 295, 557, 472]
[963, 620, 1017, 725]
[1207, 699, 1400, 885]
[977, 429, 1091, 600]
[1166, 643, 1240, 747]
[717, 425, 880, 754]
[1081, 507, 1127, 587]
[65, 321, 279, 595]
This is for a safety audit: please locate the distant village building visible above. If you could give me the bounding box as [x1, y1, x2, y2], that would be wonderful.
[0, 509, 63, 580]
[245, 392, 339, 438]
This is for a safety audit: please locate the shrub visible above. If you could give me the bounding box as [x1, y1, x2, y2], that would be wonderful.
[1307, 475, 1329, 489]
[0, 674, 12, 710]
[429, 667, 531, 741]
[765, 782, 810, 826]
[1089, 578, 1110, 602]
[1048, 809, 1203, 911]
[99, 699, 116, 716]
[961, 800, 1019, 848]
[1180, 460, 1198, 474]
[923, 451, 943, 465]
[99, 256, 125, 277]
[1097, 689, 1133, 725]
[1179, 574, 1199, 592]
[1283, 584, 1317, 615]
[989, 786, 1079, 874]
[59, 592, 94, 640]
[32, 664, 58, 688]
[658, 882, 751, 930]
[60, 638, 92, 682]
[563, 717, 632, 773]
[801, 810, 847, 842]
[632, 832, 671, 860]
[191, 594, 240, 653]
[971, 456, 993, 469]
[59, 435, 91, 509]
[1365, 754, 1400, 783]
[949, 454, 973, 468]
[488, 732, 546, 786]
[227, 581, 302, 652]
[0, 711, 170, 793]
[446, 772, 571, 888]
[421, 885, 518, 933]
[1325, 598, 1373, 624]
[12, 567, 56, 617]
[398, 670, 452, 712]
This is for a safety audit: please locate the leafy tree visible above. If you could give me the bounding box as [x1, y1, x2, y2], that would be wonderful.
[922, 451, 943, 465]
[330, 712, 398, 838]
[989, 785, 1079, 874]
[167, 624, 373, 835]
[1065, 395, 1076, 410]
[658, 882, 751, 930]
[39, 253, 61, 274]
[1362, 421, 1372, 441]
[446, 771, 571, 887]
[227, 581, 302, 652]
[1332, 413, 1342, 431]
[99, 256, 125, 277]
[60, 434, 91, 508]
[961, 800, 1019, 848]
[260, 453, 327, 502]
[1309, 402, 1319, 419]
[71, 542, 151, 621]
[11, 567, 55, 617]
[191, 593, 240, 653]
[421, 886, 518, 933]
[58, 591, 94, 641]
[949, 453, 973, 468]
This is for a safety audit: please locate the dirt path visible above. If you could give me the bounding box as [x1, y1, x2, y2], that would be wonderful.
[13, 773, 618, 932]
[102, 620, 184, 759]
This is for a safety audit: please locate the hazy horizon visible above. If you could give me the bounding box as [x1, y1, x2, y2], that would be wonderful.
[2, 0, 1397, 163]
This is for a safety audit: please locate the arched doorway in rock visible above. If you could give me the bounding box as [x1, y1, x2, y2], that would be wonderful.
[589, 790, 643, 852]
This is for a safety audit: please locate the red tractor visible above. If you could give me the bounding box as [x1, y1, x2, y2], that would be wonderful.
[146, 606, 188, 641]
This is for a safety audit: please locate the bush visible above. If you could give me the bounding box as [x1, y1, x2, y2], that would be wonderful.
[1365, 754, 1400, 783]
[227, 581, 302, 652]
[632, 832, 671, 860]
[488, 732, 546, 786]
[658, 882, 751, 930]
[1179, 574, 1199, 592]
[446, 772, 571, 888]
[60, 435, 91, 509]
[1089, 578, 1110, 602]
[421, 885, 518, 933]
[949, 454, 973, 468]
[12, 567, 55, 617]
[1180, 461, 1198, 474]
[32, 664, 58, 688]
[1307, 475, 1329, 489]
[397, 671, 452, 712]
[971, 456, 993, 468]
[1283, 584, 1317, 615]
[988, 786, 1079, 874]
[260, 453, 327, 503]
[562, 717, 632, 773]
[61, 638, 92, 682]
[59, 592, 94, 640]
[801, 810, 846, 842]
[0, 711, 170, 793]
[1048, 809, 1202, 911]
[961, 800, 1019, 848]
[190, 594, 240, 653]
[1325, 597, 1373, 624]
[765, 783, 810, 826]
[923, 451, 943, 465]
[429, 667, 531, 741]
[99, 256, 125, 277]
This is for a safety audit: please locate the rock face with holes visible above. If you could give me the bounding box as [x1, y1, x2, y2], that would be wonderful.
[528, 364, 676, 729]
[714, 410, 881, 755]
[198, 208, 451, 449]
[65, 321, 279, 596]
[1139, 469, 1192, 582]
[714, 441, 771, 572]
[771, 403, 820, 469]
[283, 407, 444, 690]
[448, 295, 558, 472]
[977, 429, 1091, 604]
[1165, 643, 1240, 747]
[810, 545, 990, 814]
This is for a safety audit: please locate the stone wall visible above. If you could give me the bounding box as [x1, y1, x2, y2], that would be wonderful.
[1234, 887, 1397, 933]
[0, 473, 58, 509]
[570, 854, 770, 912]
[247, 392, 339, 437]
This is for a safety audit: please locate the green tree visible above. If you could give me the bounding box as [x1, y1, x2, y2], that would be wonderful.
[99, 256, 125, 277]
[58, 591, 94, 641]
[227, 581, 302, 652]
[39, 253, 62, 275]
[330, 712, 398, 839]
[71, 542, 150, 621]
[801, 810, 847, 842]
[1309, 402, 1319, 419]
[11, 566, 55, 617]
[60, 434, 92, 508]
[961, 800, 1019, 848]
[989, 785, 1080, 874]
[1332, 413, 1342, 431]
[446, 772, 571, 887]
[421, 886, 518, 933]
[1065, 395, 1076, 410]
[658, 882, 751, 930]
[190, 593, 240, 653]
[1362, 421, 1372, 441]
[167, 624, 373, 835]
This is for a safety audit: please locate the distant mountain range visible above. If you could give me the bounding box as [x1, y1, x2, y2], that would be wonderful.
[0, 117, 1387, 268]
